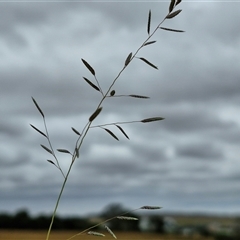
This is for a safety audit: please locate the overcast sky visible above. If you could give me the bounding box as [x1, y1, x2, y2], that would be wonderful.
[1, 0, 240, 218]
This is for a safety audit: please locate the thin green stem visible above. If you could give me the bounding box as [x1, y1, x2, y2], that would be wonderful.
[43, 118, 65, 178]
[90, 120, 142, 128]
[45, 159, 73, 240]
[45, 122, 91, 240]
[94, 75, 104, 96]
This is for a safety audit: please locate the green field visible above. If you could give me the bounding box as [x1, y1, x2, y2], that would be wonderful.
[0, 230, 214, 240]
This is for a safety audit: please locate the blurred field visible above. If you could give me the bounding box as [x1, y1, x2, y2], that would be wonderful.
[0, 230, 214, 240]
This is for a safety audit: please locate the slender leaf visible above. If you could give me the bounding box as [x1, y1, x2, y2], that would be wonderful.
[81, 58, 95, 75]
[57, 149, 71, 154]
[141, 117, 165, 123]
[141, 206, 162, 210]
[160, 27, 184, 33]
[176, 0, 182, 6]
[71, 127, 81, 136]
[87, 231, 105, 237]
[116, 125, 129, 139]
[103, 128, 119, 141]
[47, 160, 56, 166]
[147, 10, 151, 35]
[83, 77, 100, 91]
[125, 52, 132, 66]
[166, 9, 182, 19]
[110, 90, 116, 96]
[129, 94, 149, 99]
[41, 144, 53, 155]
[138, 57, 158, 69]
[143, 41, 156, 47]
[30, 124, 47, 138]
[105, 226, 117, 239]
[169, 0, 175, 13]
[89, 107, 102, 122]
[117, 216, 138, 221]
[32, 97, 44, 118]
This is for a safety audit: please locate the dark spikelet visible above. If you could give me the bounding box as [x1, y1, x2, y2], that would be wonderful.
[169, 0, 175, 13]
[57, 149, 71, 154]
[81, 58, 95, 75]
[83, 77, 100, 91]
[176, 0, 182, 6]
[129, 94, 150, 99]
[47, 160, 55, 165]
[117, 216, 138, 221]
[160, 27, 184, 33]
[89, 107, 102, 122]
[116, 125, 129, 139]
[143, 40, 156, 46]
[71, 127, 81, 136]
[104, 128, 119, 141]
[141, 206, 162, 210]
[30, 124, 47, 138]
[141, 117, 165, 123]
[166, 9, 182, 19]
[105, 225, 117, 239]
[41, 144, 53, 155]
[87, 231, 105, 237]
[147, 10, 151, 35]
[32, 97, 44, 118]
[139, 57, 158, 69]
[110, 90, 116, 96]
[125, 52, 132, 66]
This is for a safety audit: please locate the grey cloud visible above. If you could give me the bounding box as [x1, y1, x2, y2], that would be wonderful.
[159, 105, 234, 134]
[0, 120, 24, 137]
[0, 153, 30, 168]
[0, 1, 240, 216]
[176, 141, 223, 160]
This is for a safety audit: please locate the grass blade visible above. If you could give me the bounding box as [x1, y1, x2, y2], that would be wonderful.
[166, 9, 182, 19]
[129, 94, 149, 99]
[141, 206, 162, 210]
[103, 128, 119, 141]
[141, 117, 164, 123]
[32, 97, 44, 118]
[143, 40, 156, 47]
[87, 231, 105, 237]
[125, 52, 132, 66]
[30, 124, 47, 138]
[81, 58, 95, 76]
[47, 160, 56, 166]
[176, 0, 182, 6]
[117, 216, 138, 221]
[147, 10, 151, 35]
[57, 149, 71, 154]
[83, 77, 100, 91]
[138, 57, 158, 70]
[41, 144, 53, 155]
[160, 27, 184, 33]
[89, 107, 102, 122]
[116, 125, 129, 139]
[105, 225, 117, 239]
[169, 0, 175, 13]
[71, 127, 81, 136]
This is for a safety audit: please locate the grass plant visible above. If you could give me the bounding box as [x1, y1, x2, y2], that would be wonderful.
[30, 1, 184, 239]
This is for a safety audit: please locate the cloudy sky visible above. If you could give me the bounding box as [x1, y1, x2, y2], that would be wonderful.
[1, 0, 240, 218]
